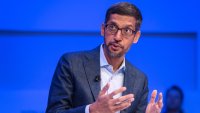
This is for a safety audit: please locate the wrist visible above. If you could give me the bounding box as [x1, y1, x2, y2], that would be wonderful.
[89, 102, 98, 113]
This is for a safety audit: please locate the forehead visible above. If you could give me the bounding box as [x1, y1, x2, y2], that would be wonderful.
[168, 89, 181, 97]
[107, 14, 136, 27]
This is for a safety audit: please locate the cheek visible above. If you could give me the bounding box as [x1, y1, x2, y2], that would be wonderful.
[104, 35, 113, 44]
[104, 37, 109, 45]
[123, 40, 133, 50]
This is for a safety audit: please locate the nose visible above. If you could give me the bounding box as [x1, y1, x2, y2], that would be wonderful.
[114, 29, 123, 41]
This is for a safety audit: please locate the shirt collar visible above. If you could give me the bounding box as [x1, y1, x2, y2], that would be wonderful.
[100, 44, 126, 71]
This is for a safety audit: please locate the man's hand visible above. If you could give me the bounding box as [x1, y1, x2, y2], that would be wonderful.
[89, 83, 134, 113]
[146, 90, 163, 113]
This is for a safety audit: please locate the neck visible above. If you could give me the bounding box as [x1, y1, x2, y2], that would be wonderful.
[103, 45, 124, 72]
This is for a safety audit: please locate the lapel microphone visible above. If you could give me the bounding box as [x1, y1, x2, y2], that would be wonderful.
[95, 75, 101, 82]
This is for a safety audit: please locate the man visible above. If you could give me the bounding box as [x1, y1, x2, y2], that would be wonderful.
[46, 2, 163, 113]
[163, 86, 184, 113]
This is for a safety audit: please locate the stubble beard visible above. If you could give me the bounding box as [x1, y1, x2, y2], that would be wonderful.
[104, 44, 124, 58]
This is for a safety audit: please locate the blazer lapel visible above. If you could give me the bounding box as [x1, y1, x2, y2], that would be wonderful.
[122, 60, 137, 96]
[121, 61, 137, 113]
[83, 46, 101, 101]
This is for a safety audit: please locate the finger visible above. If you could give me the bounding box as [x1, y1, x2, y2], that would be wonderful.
[113, 100, 132, 111]
[150, 90, 157, 103]
[111, 94, 134, 105]
[99, 83, 110, 96]
[109, 87, 126, 98]
[115, 98, 134, 105]
[157, 92, 163, 108]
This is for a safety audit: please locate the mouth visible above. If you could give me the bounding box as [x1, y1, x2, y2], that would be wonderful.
[109, 43, 122, 51]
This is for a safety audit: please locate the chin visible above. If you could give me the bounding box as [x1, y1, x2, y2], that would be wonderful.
[108, 51, 123, 58]
[105, 45, 124, 58]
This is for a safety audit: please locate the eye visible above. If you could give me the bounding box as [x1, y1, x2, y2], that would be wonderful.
[123, 28, 133, 34]
[108, 24, 117, 31]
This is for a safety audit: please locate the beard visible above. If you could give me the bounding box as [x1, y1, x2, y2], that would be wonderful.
[104, 41, 127, 58]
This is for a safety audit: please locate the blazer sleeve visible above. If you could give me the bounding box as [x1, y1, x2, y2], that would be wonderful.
[135, 76, 149, 113]
[46, 54, 86, 113]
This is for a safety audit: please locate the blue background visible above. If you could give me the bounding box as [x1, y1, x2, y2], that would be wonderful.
[0, 0, 199, 113]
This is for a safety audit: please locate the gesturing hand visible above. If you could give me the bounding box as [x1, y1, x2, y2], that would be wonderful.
[89, 83, 134, 113]
[146, 90, 163, 113]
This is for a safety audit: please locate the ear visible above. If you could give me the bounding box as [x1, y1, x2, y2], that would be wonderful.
[133, 31, 141, 44]
[101, 23, 105, 36]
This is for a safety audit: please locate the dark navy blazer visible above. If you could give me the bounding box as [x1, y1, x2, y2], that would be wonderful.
[46, 46, 149, 113]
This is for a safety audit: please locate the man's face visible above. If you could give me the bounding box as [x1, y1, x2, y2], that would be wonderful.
[101, 14, 140, 58]
[166, 89, 182, 110]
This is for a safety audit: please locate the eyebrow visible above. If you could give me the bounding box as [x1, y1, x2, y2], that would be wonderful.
[106, 21, 135, 30]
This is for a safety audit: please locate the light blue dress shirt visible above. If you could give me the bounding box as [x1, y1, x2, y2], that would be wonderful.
[85, 44, 126, 113]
